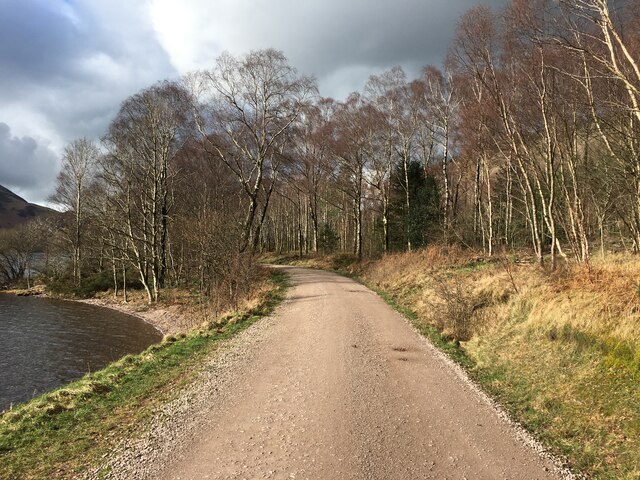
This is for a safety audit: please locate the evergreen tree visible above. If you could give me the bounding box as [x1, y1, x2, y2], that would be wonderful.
[389, 161, 441, 250]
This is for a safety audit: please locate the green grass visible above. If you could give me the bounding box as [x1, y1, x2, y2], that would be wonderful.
[469, 325, 640, 479]
[389, 280, 640, 478]
[0, 269, 288, 480]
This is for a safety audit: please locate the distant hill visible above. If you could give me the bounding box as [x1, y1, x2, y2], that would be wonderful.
[0, 185, 58, 229]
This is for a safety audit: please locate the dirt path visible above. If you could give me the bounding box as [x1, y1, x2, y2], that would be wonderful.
[108, 266, 569, 480]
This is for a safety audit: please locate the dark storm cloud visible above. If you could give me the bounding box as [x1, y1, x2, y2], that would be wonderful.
[149, 0, 507, 99]
[0, 0, 176, 141]
[0, 1, 177, 203]
[286, 0, 506, 75]
[289, 0, 509, 95]
[0, 123, 58, 204]
[0, 1, 79, 84]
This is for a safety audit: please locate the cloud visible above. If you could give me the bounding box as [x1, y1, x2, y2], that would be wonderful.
[0, 122, 59, 204]
[149, 0, 507, 96]
[0, 0, 507, 204]
[0, 0, 176, 145]
[0, 1, 79, 87]
[0, 1, 179, 205]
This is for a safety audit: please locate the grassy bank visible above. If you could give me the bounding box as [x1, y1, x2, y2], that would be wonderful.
[272, 250, 640, 479]
[0, 268, 288, 480]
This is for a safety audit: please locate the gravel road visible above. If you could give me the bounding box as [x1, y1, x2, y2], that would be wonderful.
[92, 266, 571, 480]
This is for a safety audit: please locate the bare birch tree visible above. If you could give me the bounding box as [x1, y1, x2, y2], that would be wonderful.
[190, 49, 317, 253]
[50, 138, 99, 285]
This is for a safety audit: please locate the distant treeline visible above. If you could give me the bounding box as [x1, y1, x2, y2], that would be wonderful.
[5, 0, 635, 301]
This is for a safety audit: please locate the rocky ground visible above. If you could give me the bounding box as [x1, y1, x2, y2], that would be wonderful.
[79, 297, 189, 336]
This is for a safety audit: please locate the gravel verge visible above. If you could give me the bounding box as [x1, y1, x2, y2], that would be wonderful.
[78, 301, 287, 480]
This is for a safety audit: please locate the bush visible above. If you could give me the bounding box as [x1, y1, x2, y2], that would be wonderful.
[46, 275, 80, 297]
[427, 274, 486, 342]
[318, 223, 340, 253]
[331, 253, 359, 272]
[46, 270, 143, 298]
[75, 270, 114, 297]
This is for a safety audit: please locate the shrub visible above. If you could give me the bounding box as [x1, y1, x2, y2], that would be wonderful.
[331, 253, 359, 272]
[76, 270, 113, 297]
[46, 270, 143, 298]
[318, 223, 340, 253]
[427, 274, 487, 342]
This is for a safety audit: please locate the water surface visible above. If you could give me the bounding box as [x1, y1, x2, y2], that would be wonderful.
[0, 293, 162, 411]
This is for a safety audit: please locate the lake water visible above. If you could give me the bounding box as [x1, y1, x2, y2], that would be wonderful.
[0, 293, 162, 411]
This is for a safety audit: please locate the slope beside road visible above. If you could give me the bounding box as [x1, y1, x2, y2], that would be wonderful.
[95, 266, 570, 480]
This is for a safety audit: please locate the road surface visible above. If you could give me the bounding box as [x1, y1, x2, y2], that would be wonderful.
[109, 266, 566, 480]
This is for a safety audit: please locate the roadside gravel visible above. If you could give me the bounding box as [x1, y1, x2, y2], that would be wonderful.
[79, 304, 282, 479]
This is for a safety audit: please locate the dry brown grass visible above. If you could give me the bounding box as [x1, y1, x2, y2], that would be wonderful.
[279, 246, 640, 348]
[374, 248, 640, 344]
[351, 246, 640, 479]
[521, 259, 640, 343]
[87, 267, 278, 335]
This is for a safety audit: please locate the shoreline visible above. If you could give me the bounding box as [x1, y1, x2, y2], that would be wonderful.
[1, 285, 47, 297]
[0, 293, 200, 414]
[1, 286, 191, 337]
[0, 293, 168, 415]
[0, 270, 288, 480]
[78, 298, 169, 337]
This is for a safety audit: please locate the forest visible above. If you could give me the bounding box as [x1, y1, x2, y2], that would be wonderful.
[2, 0, 639, 304]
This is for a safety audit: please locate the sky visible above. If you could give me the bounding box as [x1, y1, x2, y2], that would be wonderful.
[0, 0, 506, 205]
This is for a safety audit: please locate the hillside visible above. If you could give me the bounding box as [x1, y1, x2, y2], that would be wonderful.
[0, 185, 57, 229]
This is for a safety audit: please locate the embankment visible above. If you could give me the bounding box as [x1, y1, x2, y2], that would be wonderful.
[0, 268, 287, 480]
[282, 249, 640, 480]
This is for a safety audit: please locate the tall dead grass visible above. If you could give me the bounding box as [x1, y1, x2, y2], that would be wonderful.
[354, 245, 640, 478]
[365, 246, 640, 345]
